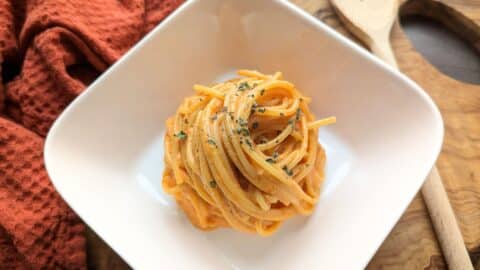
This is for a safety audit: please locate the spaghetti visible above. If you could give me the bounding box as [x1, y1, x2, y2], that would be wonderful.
[162, 70, 335, 236]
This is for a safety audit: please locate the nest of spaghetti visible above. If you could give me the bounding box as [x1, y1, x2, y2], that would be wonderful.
[162, 70, 335, 236]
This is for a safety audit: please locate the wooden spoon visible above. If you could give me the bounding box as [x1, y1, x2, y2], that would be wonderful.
[329, 0, 474, 269]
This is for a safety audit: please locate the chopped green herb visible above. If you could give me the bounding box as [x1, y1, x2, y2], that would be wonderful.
[251, 103, 258, 113]
[238, 118, 248, 127]
[237, 127, 250, 136]
[296, 108, 301, 121]
[260, 89, 265, 96]
[211, 114, 218, 121]
[257, 107, 266, 113]
[288, 119, 294, 125]
[207, 138, 217, 148]
[266, 151, 278, 163]
[174, 130, 187, 140]
[260, 138, 268, 144]
[245, 139, 253, 149]
[252, 122, 259, 129]
[248, 94, 255, 98]
[209, 180, 217, 188]
[238, 82, 251, 91]
[266, 158, 276, 164]
[282, 166, 293, 176]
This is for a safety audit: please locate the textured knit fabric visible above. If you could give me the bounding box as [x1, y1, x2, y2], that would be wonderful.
[0, 0, 183, 268]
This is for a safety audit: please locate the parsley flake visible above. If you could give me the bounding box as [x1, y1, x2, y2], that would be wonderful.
[207, 138, 217, 148]
[282, 166, 293, 176]
[296, 108, 301, 121]
[251, 103, 258, 113]
[266, 158, 276, 164]
[209, 180, 217, 188]
[245, 139, 253, 149]
[237, 127, 250, 136]
[238, 82, 251, 91]
[174, 130, 187, 140]
[238, 118, 248, 127]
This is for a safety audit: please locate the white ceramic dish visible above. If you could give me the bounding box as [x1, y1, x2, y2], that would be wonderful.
[44, 0, 443, 269]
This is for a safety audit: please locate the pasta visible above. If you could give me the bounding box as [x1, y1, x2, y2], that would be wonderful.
[162, 70, 335, 236]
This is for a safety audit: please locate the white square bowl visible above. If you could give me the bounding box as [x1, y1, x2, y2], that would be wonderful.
[44, 0, 443, 269]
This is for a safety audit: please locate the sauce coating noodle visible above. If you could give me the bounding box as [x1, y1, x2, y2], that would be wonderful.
[162, 70, 335, 236]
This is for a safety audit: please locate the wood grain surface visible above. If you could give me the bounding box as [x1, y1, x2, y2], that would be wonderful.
[401, 16, 480, 85]
[85, 0, 480, 269]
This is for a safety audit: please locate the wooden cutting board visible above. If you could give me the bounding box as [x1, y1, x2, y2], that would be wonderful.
[291, 0, 480, 268]
[87, 0, 480, 269]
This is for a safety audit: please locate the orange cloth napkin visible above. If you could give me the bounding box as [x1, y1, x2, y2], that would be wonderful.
[0, 0, 183, 268]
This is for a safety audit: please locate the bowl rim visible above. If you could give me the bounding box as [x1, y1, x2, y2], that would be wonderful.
[44, 0, 445, 268]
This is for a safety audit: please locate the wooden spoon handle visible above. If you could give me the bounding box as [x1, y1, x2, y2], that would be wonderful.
[371, 36, 398, 68]
[422, 167, 473, 270]
[371, 33, 473, 269]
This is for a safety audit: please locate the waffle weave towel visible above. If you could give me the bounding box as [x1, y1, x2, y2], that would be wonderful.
[0, 0, 183, 268]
